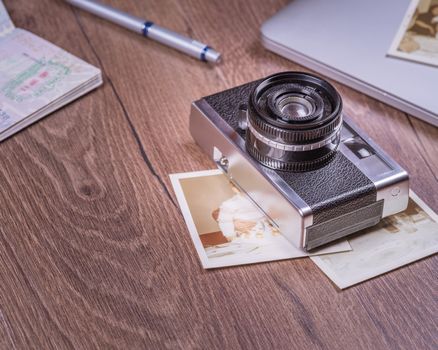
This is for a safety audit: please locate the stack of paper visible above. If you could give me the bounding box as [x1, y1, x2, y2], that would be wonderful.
[0, 1, 102, 141]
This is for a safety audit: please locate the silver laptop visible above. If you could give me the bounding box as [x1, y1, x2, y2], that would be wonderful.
[261, 0, 438, 127]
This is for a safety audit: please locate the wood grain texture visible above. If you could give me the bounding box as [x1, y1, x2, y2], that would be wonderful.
[1, 0, 437, 349]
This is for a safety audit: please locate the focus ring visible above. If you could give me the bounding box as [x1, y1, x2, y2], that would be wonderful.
[247, 120, 341, 151]
[247, 106, 342, 143]
[246, 143, 338, 172]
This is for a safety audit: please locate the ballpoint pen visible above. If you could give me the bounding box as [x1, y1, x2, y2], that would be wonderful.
[65, 0, 222, 64]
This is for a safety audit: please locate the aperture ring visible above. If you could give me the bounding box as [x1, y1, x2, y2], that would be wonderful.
[247, 107, 342, 143]
[246, 143, 337, 172]
[247, 119, 341, 152]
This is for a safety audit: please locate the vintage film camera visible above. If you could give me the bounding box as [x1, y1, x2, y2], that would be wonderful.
[190, 72, 409, 251]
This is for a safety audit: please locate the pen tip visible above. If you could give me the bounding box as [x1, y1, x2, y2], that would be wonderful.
[205, 48, 222, 64]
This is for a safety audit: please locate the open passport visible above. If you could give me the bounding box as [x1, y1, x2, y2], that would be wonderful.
[0, 1, 102, 141]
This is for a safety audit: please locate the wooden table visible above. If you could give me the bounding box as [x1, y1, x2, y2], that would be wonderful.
[2, 1, 437, 349]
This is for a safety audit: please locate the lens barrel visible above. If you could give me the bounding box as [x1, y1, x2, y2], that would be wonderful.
[245, 72, 343, 172]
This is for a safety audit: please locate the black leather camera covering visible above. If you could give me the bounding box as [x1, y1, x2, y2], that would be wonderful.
[204, 80, 377, 225]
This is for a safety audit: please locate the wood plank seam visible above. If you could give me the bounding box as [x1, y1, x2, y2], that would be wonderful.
[70, 7, 177, 208]
[406, 115, 438, 183]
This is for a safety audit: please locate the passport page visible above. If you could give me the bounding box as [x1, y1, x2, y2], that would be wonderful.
[0, 29, 100, 135]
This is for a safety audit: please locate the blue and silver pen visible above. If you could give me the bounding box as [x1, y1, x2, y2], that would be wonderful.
[65, 0, 222, 63]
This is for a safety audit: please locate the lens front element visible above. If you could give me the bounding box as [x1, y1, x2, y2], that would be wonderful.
[277, 94, 314, 119]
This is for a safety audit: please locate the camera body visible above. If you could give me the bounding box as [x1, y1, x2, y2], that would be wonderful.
[190, 73, 409, 251]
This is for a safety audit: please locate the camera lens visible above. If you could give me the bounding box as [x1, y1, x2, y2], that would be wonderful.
[245, 72, 342, 172]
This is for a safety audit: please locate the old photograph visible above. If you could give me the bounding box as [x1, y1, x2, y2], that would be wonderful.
[388, 0, 438, 66]
[170, 169, 351, 269]
[311, 192, 438, 289]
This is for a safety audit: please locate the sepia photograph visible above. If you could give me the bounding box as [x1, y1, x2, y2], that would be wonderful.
[311, 192, 438, 289]
[388, 0, 438, 66]
[170, 169, 351, 269]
